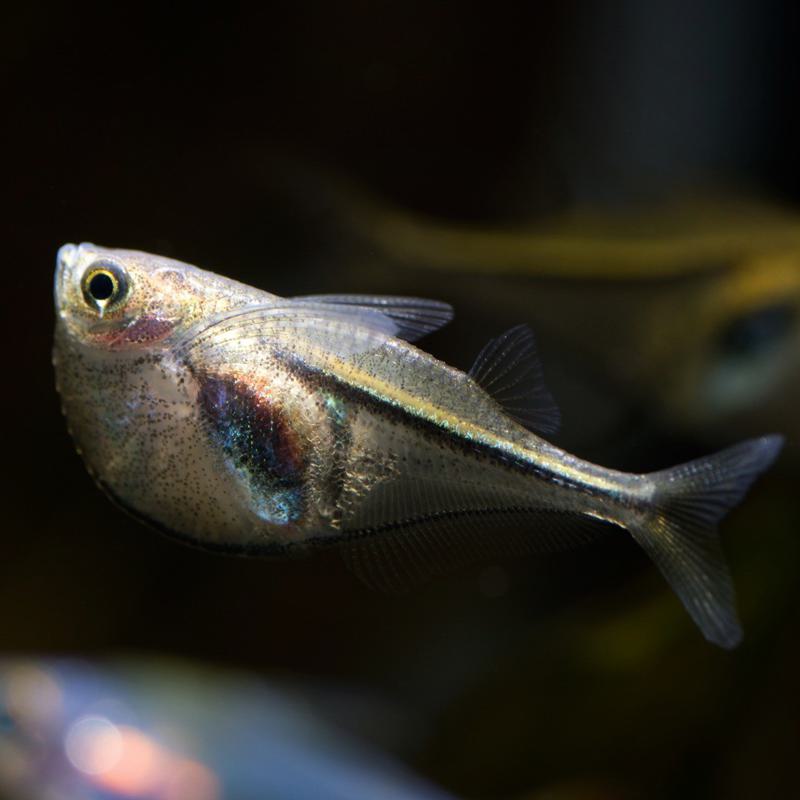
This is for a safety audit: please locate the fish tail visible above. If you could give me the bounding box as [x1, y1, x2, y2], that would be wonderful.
[628, 434, 783, 648]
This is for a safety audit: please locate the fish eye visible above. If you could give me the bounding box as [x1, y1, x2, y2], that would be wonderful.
[81, 261, 129, 311]
[0, 708, 12, 733]
[716, 303, 796, 361]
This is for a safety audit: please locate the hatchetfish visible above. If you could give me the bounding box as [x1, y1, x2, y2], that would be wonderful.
[53, 243, 783, 648]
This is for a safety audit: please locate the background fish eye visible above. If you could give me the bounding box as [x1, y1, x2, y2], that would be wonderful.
[0, 708, 13, 733]
[716, 302, 797, 361]
[81, 261, 129, 311]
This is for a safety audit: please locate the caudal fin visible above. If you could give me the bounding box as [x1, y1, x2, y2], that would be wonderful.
[629, 435, 783, 648]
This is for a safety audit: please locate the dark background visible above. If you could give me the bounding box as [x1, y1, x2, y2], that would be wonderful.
[3, 2, 800, 798]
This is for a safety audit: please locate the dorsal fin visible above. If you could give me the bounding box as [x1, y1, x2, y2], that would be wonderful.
[468, 324, 561, 436]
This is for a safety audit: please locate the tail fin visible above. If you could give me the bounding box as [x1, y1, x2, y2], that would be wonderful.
[629, 435, 783, 648]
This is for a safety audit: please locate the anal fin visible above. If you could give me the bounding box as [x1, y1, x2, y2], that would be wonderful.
[339, 478, 611, 593]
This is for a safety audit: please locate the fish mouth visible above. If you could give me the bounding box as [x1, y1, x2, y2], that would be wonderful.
[57, 243, 79, 263]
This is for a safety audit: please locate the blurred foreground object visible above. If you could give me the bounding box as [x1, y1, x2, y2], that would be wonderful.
[0, 658, 454, 800]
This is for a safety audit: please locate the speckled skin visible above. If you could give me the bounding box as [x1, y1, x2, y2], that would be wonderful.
[53, 243, 651, 555]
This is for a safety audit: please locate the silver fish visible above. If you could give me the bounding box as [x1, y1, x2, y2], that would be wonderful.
[53, 243, 783, 648]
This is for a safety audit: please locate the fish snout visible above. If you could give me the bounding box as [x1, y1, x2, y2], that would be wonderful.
[54, 243, 97, 318]
[54, 243, 80, 315]
[57, 243, 78, 270]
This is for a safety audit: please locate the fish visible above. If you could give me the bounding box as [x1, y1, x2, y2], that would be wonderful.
[53, 243, 784, 648]
[264, 159, 800, 439]
[334, 188, 800, 280]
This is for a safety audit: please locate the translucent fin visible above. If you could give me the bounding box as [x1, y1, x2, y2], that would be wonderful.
[342, 513, 610, 593]
[468, 324, 560, 435]
[177, 303, 394, 360]
[292, 294, 454, 341]
[339, 477, 610, 593]
[630, 434, 783, 648]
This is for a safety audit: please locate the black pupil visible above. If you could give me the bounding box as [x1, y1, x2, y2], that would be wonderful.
[89, 272, 115, 301]
[718, 304, 796, 359]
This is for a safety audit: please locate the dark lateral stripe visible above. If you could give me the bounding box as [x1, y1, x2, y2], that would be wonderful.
[282, 352, 569, 485]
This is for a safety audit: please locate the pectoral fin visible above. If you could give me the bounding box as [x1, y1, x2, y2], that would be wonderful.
[292, 294, 453, 341]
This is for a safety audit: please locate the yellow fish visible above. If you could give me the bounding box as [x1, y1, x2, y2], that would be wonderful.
[302, 177, 800, 438]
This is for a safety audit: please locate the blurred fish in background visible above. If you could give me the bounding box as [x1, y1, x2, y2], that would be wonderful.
[35, 0, 797, 461]
[306, 180, 800, 451]
[225, 0, 800, 457]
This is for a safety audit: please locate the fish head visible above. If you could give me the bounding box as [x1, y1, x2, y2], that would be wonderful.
[53, 242, 267, 351]
[52, 245, 288, 548]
